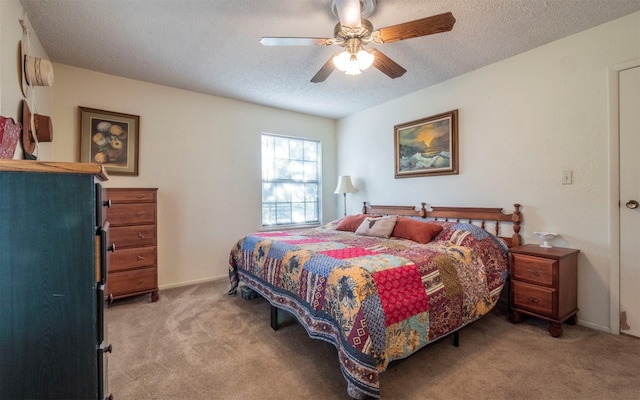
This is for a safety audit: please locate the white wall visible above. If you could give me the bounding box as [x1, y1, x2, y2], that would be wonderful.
[0, 0, 52, 159]
[51, 64, 337, 288]
[336, 12, 640, 331]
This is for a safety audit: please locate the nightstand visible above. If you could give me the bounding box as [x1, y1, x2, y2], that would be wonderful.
[509, 244, 579, 337]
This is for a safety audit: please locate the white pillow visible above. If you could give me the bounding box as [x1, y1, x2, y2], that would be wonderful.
[355, 215, 398, 238]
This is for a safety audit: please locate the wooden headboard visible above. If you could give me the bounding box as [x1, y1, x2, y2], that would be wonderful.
[363, 202, 522, 248]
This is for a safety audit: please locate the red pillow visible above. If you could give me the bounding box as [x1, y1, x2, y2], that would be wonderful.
[336, 214, 371, 232]
[392, 217, 443, 244]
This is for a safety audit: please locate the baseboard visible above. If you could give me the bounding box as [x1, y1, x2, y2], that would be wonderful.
[159, 275, 227, 290]
[577, 318, 611, 334]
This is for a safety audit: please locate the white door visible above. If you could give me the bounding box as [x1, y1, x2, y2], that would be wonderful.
[619, 65, 640, 338]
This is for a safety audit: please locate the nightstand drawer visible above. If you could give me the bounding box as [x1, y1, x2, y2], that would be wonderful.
[512, 253, 555, 286]
[512, 281, 555, 316]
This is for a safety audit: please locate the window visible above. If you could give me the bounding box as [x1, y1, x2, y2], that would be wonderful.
[261, 133, 320, 226]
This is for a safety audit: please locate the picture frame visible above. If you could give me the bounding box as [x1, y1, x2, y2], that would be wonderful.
[394, 109, 458, 178]
[79, 107, 139, 176]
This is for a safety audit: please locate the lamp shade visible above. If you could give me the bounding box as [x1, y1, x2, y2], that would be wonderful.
[334, 175, 357, 194]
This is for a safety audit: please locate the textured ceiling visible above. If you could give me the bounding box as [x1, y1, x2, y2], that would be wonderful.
[19, 0, 640, 119]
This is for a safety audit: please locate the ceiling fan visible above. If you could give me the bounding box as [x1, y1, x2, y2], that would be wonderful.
[260, 0, 456, 83]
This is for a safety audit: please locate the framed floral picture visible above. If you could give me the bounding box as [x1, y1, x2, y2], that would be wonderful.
[79, 107, 139, 176]
[394, 109, 458, 178]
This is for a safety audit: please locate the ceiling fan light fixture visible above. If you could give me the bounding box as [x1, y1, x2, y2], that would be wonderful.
[333, 48, 373, 75]
[332, 51, 362, 75]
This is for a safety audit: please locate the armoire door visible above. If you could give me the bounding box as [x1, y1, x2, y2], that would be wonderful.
[0, 172, 99, 398]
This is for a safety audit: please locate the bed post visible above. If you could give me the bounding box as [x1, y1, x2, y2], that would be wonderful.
[271, 305, 279, 331]
[511, 203, 522, 247]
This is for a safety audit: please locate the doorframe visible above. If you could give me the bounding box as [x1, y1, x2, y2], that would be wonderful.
[608, 58, 640, 335]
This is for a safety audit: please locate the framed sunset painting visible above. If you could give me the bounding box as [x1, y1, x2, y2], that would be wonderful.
[394, 109, 458, 178]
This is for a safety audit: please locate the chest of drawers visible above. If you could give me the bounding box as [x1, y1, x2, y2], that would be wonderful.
[509, 244, 579, 337]
[106, 188, 159, 302]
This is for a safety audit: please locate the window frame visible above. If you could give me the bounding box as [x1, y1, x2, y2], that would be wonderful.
[260, 132, 322, 228]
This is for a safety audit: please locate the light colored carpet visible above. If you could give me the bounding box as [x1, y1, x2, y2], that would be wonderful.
[107, 280, 640, 399]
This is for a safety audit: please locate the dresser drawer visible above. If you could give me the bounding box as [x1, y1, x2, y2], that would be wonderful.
[109, 267, 157, 296]
[108, 189, 156, 203]
[96, 184, 109, 227]
[107, 203, 156, 226]
[109, 246, 156, 272]
[512, 253, 555, 286]
[110, 225, 156, 248]
[512, 280, 555, 317]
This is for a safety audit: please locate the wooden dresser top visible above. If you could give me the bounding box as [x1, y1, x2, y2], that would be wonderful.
[0, 160, 108, 181]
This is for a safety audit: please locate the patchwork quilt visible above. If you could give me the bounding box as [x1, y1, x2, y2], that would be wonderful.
[228, 220, 510, 399]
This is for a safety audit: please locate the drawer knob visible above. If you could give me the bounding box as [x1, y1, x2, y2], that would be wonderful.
[136, 255, 146, 260]
[104, 344, 113, 353]
[103, 199, 112, 208]
[106, 394, 113, 400]
[137, 232, 146, 239]
[528, 269, 539, 276]
[528, 297, 539, 304]
[108, 244, 116, 252]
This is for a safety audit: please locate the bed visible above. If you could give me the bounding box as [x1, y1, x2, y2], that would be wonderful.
[228, 202, 522, 399]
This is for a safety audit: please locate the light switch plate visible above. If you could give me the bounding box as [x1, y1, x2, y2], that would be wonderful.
[562, 170, 572, 185]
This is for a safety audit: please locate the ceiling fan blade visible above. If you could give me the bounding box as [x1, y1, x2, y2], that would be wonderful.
[334, 0, 361, 28]
[376, 12, 456, 43]
[260, 37, 334, 46]
[311, 57, 336, 83]
[369, 49, 406, 79]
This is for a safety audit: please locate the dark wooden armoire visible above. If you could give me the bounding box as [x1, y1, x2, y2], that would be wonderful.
[0, 160, 111, 399]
